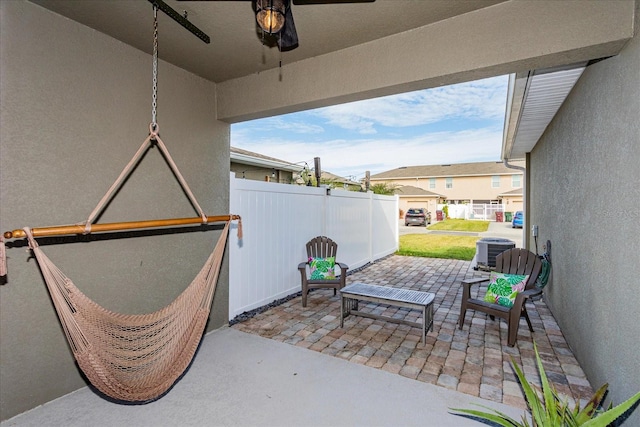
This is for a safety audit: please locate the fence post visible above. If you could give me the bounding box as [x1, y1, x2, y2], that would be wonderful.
[369, 191, 374, 264]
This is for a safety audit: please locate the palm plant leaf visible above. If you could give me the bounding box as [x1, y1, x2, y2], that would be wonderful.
[573, 383, 608, 423]
[535, 343, 561, 425]
[449, 405, 525, 427]
[581, 391, 640, 427]
[511, 353, 547, 422]
[450, 341, 640, 426]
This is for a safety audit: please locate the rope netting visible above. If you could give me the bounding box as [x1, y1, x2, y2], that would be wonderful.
[24, 221, 230, 402]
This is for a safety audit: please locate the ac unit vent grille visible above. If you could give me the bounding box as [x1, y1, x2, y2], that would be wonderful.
[476, 238, 516, 270]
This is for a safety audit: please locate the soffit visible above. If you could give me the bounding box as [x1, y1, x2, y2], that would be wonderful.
[502, 64, 587, 160]
[30, 0, 506, 83]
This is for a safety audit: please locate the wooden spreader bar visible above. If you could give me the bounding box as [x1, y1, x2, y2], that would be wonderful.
[3, 215, 240, 240]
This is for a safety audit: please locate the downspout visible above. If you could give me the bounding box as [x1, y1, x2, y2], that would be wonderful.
[502, 72, 529, 250]
[503, 159, 527, 249]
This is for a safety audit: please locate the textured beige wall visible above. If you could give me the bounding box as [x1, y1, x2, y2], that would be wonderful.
[528, 3, 640, 423]
[0, 1, 228, 420]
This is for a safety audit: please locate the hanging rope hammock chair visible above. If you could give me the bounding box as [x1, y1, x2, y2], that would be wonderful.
[23, 221, 230, 402]
[1, 4, 241, 402]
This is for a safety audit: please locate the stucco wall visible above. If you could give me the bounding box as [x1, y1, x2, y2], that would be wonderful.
[529, 5, 640, 423]
[0, 1, 229, 420]
[230, 163, 294, 184]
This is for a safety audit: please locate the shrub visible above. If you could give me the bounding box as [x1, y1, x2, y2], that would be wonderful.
[450, 343, 640, 426]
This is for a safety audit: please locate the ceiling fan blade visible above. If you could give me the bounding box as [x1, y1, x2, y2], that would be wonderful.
[175, 0, 375, 2]
[278, 3, 298, 51]
[293, 0, 375, 4]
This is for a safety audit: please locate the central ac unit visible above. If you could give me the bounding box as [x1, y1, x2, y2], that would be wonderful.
[476, 238, 516, 270]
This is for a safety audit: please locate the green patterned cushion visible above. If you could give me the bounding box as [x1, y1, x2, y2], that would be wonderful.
[309, 257, 336, 280]
[483, 271, 529, 308]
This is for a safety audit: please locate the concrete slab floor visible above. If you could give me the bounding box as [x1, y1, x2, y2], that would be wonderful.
[2, 327, 526, 427]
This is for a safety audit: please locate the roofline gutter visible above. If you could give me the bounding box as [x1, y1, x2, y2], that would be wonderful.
[231, 152, 302, 173]
[503, 158, 525, 173]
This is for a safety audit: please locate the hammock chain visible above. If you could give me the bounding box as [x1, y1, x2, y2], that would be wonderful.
[151, 4, 159, 131]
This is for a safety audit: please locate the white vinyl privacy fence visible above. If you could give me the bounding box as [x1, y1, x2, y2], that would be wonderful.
[229, 175, 398, 320]
[436, 203, 506, 220]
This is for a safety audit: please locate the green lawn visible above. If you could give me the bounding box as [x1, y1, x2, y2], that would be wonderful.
[397, 234, 479, 261]
[428, 219, 489, 232]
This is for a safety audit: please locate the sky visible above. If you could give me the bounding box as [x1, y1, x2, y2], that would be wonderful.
[231, 75, 509, 181]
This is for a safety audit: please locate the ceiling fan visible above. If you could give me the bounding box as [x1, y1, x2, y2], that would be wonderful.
[177, 0, 376, 51]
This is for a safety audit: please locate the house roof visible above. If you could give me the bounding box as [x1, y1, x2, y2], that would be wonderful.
[320, 171, 361, 187]
[498, 188, 523, 197]
[395, 186, 441, 198]
[230, 147, 301, 172]
[370, 160, 525, 180]
[231, 149, 357, 186]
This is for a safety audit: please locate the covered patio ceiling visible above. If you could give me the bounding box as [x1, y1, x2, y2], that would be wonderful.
[32, 0, 634, 133]
[31, 0, 507, 83]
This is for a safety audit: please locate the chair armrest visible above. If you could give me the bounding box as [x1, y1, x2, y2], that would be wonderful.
[298, 262, 309, 283]
[513, 288, 543, 309]
[520, 288, 543, 299]
[336, 262, 349, 272]
[461, 277, 489, 301]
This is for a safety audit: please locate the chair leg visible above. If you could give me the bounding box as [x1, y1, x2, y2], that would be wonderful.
[522, 305, 534, 332]
[507, 307, 522, 347]
[458, 303, 467, 329]
[299, 267, 309, 308]
[302, 283, 308, 307]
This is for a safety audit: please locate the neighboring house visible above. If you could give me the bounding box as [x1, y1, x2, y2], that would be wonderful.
[394, 185, 442, 217]
[371, 160, 525, 213]
[230, 147, 358, 189]
[317, 171, 362, 191]
[497, 187, 523, 214]
[230, 147, 300, 184]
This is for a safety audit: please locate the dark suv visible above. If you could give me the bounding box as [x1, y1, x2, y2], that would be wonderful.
[404, 208, 431, 226]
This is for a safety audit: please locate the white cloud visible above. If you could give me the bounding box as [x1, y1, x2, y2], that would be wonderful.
[239, 117, 324, 134]
[313, 75, 508, 132]
[233, 127, 503, 179]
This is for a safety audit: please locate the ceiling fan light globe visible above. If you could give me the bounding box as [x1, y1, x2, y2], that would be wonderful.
[256, 0, 286, 34]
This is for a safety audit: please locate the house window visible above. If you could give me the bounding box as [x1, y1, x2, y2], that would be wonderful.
[492, 175, 500, 188]
[429, 178, 436, 189]
[445, 177, 453, 189]
[512, 174, 522, 187]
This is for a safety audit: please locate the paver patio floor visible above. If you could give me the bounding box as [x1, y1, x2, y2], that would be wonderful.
[232, 255, 594, 410]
